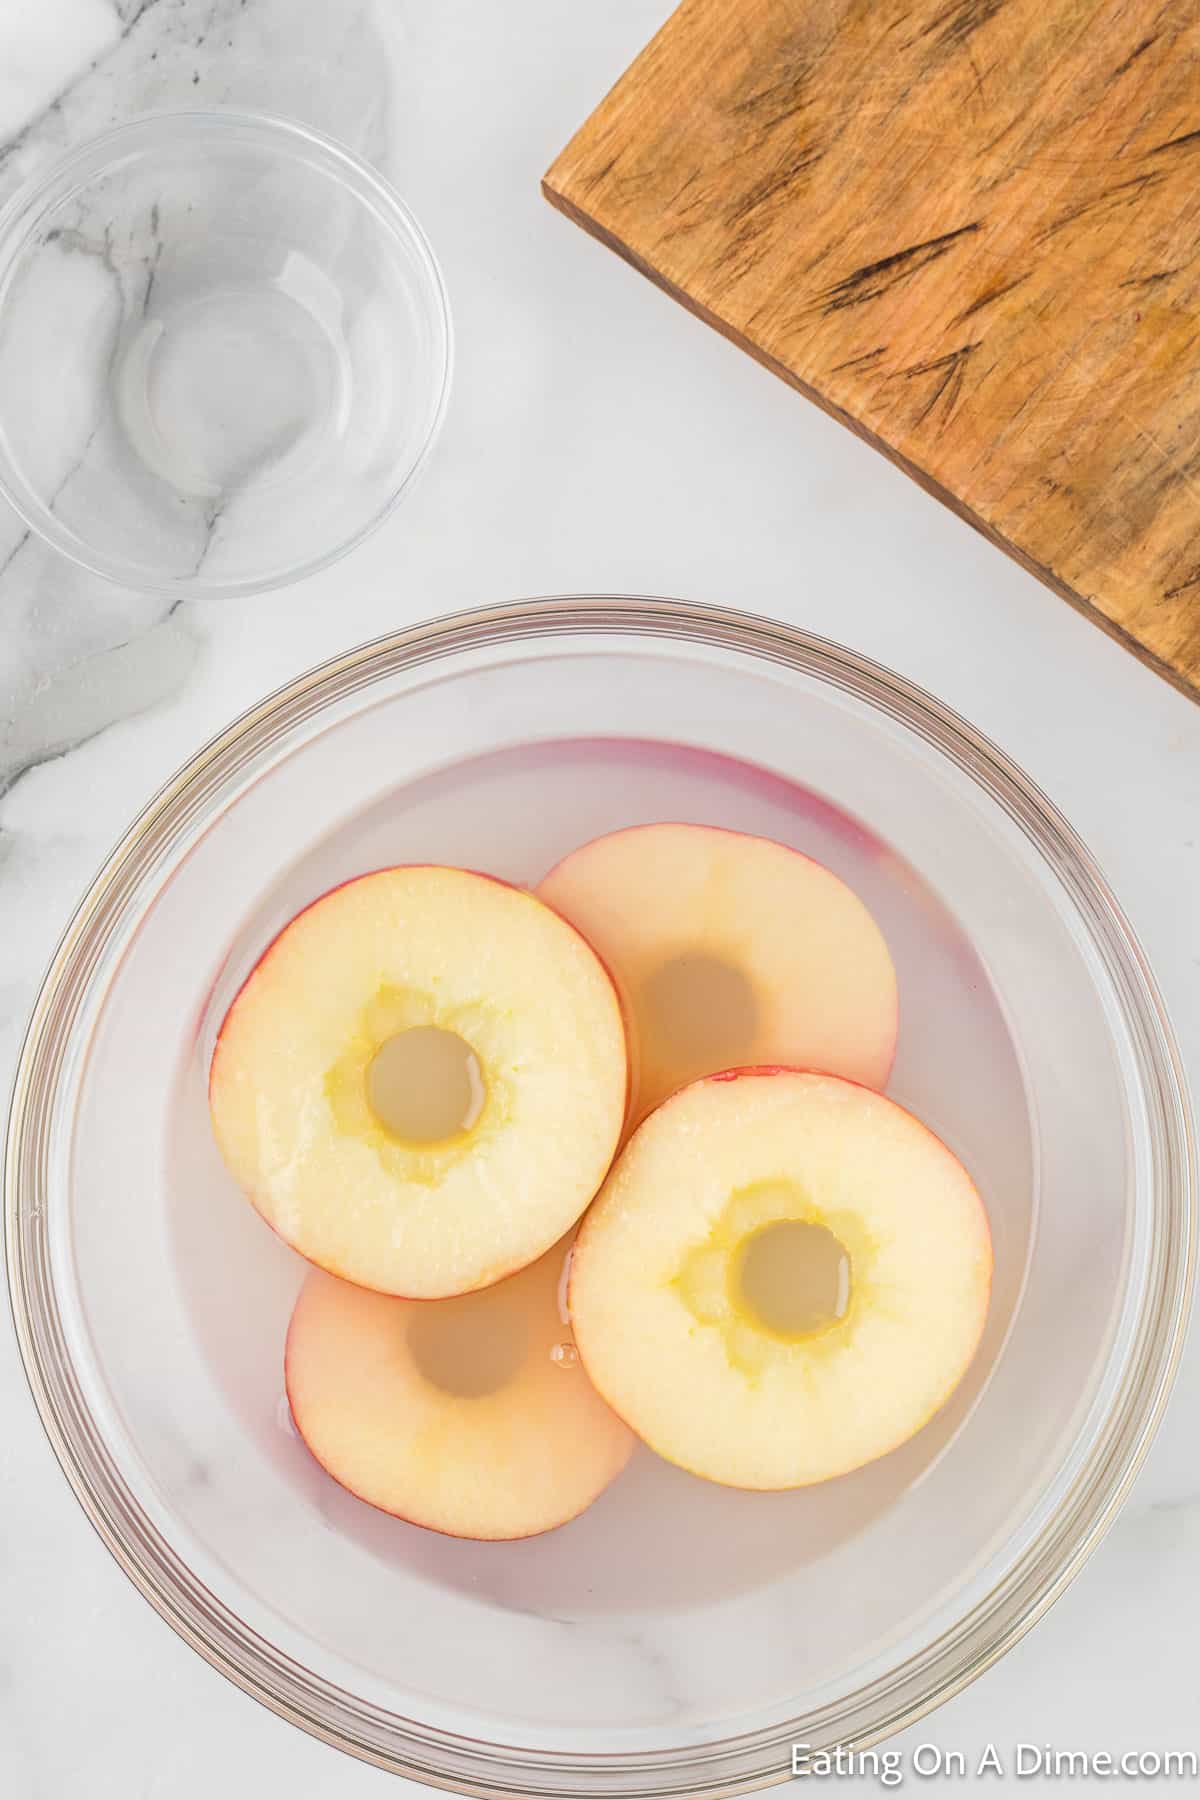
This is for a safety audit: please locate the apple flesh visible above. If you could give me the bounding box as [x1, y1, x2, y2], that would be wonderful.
[568, 1068, 991, 1489]
[537, 824, 897, 1123]
[209, 866, 628, 1298]
[286, 1239, 634, 1539]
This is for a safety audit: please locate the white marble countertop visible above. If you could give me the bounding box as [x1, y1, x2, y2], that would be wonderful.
[1, 3, 1198, 1795]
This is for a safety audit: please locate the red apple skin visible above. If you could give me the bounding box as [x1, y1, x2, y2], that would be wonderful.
[568, 1066, 993, 1491]
[210, 866, 630, 1300]
[707, 1064, 793, 1083]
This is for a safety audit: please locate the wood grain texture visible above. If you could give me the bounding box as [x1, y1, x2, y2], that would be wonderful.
[545, 0, 1200, 700]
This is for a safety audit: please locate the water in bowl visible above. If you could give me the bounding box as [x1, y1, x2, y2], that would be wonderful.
[168, 736, 1032, 1648]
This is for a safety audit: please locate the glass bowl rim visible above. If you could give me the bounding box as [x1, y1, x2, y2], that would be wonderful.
[0, 107, 454, 599]
[4, 595, 1195, 1796]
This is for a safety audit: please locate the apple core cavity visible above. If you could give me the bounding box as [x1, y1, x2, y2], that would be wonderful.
[731, 1218, 852, 1340]
[366, 1026, 486, 1145]
[639, 952, 758, 1077]
[406, 1283, 529, 1397]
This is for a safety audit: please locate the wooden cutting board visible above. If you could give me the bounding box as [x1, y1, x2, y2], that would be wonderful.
[545, 0, 1200, 701]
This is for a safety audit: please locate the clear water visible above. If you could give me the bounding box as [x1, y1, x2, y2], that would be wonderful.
[366, 1026, 486, 1142]
[172, 734, 1033, 1619]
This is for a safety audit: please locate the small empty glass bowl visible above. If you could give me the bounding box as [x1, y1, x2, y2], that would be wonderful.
[0, 111, 451, 596]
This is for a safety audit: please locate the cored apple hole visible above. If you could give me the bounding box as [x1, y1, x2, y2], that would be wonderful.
[407, 1287, 529, 1398]
[732, 1218, 852, 1339]
[639, 952, 757, 1073]
[366, 1026, 485, 1144]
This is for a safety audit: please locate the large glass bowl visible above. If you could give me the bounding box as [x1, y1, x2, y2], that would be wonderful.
[0, 112, 451, 597]
[5, 598, 1193, 1795]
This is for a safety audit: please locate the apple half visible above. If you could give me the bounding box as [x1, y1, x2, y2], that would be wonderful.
[209, 867, 628, 1298]
[568, 1068, 992, 1489]
[286, 1240, 634, 1538]
[537, 824, 897, 1123]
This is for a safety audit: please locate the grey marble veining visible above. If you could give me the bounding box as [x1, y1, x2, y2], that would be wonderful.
[1, 2, 1199, 1797]
[0, 0, 401, 809]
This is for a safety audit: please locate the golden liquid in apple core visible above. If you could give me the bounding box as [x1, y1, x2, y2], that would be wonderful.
[407, 1283, 529, 1398]
[366, 1027, 485, 1144]
[640, 952, 757, 1075]
[732, 1219, 852, 1339]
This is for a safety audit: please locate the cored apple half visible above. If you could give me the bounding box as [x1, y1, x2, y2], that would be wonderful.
[209, 867, 628, 1297]
[537, 824, 897, 1123]
[569, 1069, 992, 1490]
[286, 1239, 634, 1539]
